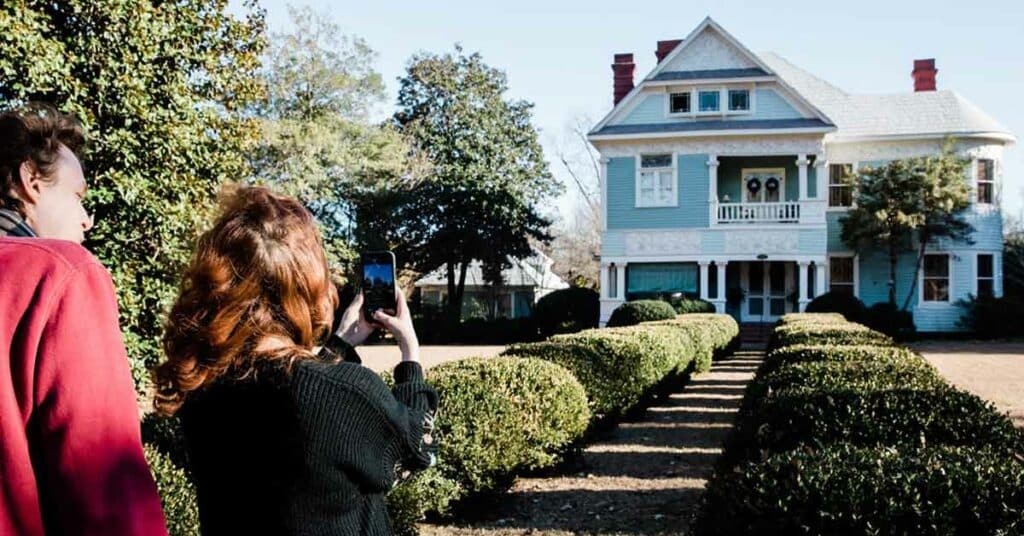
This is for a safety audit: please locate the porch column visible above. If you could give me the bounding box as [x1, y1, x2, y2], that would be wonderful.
[699, 261, 711, 301]
[814, 155, 828, 201]
[796, 153, 810, 201]
[814, 259, 827, 298]
[707, 155, 719, 225]
[798, 261, 810, 311]
[713, 261, 728, 313]
[599, 264, 610, 299]
[616, 262, 628, 300]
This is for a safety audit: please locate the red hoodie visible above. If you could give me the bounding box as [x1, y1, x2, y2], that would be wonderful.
[0, 237, 168, 536]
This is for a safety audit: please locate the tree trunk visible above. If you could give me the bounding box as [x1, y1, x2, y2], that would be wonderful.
[901, 233, 929, 311]
[445, 259, 459, 328]
[888, 236, 898, 306]
[454, 260, 469, 324]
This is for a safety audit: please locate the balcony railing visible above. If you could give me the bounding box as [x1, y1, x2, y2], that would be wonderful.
[715, 201, 824, 225]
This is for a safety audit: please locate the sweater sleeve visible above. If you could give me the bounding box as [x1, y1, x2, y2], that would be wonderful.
[31, 262, 168, 536]
[295, 362, 438, 492]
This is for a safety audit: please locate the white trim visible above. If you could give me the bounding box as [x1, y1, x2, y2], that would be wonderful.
[826, 161, 856, 211]
[666, 90, 692, 116]
[589, 126, 834, 142]
[827, 253, 859, 297]
[919, 252, 953, 306]
[740, 167, 786, 203]
[664, 84, 754, 119]
[600, 156, 609, 231]
[644, 75, 776, 87]
[974, 157, 996, 206]
[635, 153, 678, 208]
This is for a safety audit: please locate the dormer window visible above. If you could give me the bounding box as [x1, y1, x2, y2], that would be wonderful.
[698, 90, 720, 112]
[669, 92, 691, 114]
[728, 89, 750, 111]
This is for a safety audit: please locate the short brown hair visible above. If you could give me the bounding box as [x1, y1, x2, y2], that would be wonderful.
[155, 185, 338, 416]
[0, 102, 86, 216]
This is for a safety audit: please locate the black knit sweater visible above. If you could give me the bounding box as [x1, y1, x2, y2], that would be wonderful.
[179, 339, 438, 536]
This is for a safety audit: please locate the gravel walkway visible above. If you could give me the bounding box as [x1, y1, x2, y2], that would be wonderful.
[418, 350, 764, 536]
[911, 340, 1024, 427]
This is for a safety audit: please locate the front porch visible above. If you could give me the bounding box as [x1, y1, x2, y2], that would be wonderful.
[599, 258, 829, 325]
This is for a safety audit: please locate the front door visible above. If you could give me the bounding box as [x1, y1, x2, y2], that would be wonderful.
[741, 261, 793, 322]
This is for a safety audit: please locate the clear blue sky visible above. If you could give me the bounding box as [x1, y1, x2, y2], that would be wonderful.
[247, 0, 1024, 223]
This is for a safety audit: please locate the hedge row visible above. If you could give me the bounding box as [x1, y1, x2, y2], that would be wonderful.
[505, 314, 738, 416]
[147, 313, 739, 535]
[697, 313, 1024, 535]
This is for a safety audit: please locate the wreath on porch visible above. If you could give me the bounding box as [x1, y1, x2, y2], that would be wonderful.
[765, 177, 780, 193]
[745, 177, 761, 196]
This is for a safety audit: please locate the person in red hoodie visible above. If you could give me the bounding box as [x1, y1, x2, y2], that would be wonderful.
[0, 103, 168, 535]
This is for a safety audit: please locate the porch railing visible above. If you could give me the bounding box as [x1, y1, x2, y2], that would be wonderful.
[717, 201, 801, 224]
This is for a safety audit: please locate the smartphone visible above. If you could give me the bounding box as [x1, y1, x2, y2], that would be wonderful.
[361, 251, 397, 324]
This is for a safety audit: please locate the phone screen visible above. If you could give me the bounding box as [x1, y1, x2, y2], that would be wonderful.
[362, 252, 396, 322]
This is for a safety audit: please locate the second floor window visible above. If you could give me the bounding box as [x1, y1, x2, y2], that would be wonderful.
[698, 90, 720, 112]
[669, 92, 691, 114]
[977, 159, 994, 204]
[638, 154, 676, 207]
[829, 163, 854, 207]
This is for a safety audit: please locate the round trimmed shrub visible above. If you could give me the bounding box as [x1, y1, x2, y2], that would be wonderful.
[863, 302, 916, 338]
[430, 356, 590, 492]
[606, 299, 677, 327]
[533, 287, 599, 337]
[770, 322, 893, 350]
[649, 314, 739, 371]
[805, 291, 868, 322]
[697, 445, 1024, 536]
[674, 298, 716, 314]
[757, 359, 944, 398]
[777, 312, 846, 325]
[144, 444, 200, 536]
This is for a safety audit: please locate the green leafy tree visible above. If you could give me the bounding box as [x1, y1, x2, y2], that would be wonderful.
[840, 143, 973, 309]
[249, 6, 423, 270]
[393, 46, 561, 325]
[0, 0, 266, 392]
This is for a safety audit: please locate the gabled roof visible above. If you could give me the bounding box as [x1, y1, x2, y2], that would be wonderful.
[757, 52, 1015, 143]
[650, 68, 768, 82]
[590, 17, 835, 137]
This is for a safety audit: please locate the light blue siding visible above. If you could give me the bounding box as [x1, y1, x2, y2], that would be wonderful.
[826, 211, 849, 252]
[606, 154, 709, 229]
[799, 229, 826, 254]
[807, 163, 818, 199]
[857, 250, 919, 308]
[615, 88, 804, 126]
[754, 89, 802, 119]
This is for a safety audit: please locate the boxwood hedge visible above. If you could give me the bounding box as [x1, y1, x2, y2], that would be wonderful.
[606, 299, 677, 327]
[699, 313, 1024, 532]
[697, 445, 1024, 536]
[144, 444, 200, 536]
[387, 356, 590, 533]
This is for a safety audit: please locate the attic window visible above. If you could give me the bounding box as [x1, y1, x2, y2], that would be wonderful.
[728, 89, 750, 111]
[698, 90, 720, 112]
[669, 92, 691, 114]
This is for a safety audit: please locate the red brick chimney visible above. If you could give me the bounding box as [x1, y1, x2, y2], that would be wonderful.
[612, 53, 635, 105]
[655, 39, 683, 63]
[912, 59, 937, 92]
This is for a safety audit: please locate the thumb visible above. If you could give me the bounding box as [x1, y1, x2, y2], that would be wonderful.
[373, 309, 398, 330]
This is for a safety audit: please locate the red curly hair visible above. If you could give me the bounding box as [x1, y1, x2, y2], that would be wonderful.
[155, 185, 338, 416]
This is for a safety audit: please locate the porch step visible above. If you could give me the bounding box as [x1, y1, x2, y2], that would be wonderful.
[739, 323, 772, 350]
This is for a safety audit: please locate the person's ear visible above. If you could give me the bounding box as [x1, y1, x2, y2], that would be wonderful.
[16, 161, 44, 205]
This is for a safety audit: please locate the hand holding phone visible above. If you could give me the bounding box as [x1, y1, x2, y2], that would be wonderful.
[361, 251, 397, 324]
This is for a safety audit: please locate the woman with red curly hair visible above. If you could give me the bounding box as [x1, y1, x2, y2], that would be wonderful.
[155, 185, 437, 535]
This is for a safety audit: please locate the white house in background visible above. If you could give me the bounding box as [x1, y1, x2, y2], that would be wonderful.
[414, 249, 569, 319]
[590, 17, 1013, 330]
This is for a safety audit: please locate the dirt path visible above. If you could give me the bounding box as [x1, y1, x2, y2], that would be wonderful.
[418, 350, 764, 536]
[911, 341, 1024, 427]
